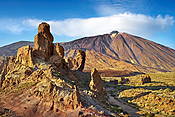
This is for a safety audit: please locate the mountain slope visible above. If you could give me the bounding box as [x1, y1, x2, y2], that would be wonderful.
[62, 32, 175, 71]
[0, 32, 175, 71]
[65, 49, 167, 74]
[0, 41, 33, 56]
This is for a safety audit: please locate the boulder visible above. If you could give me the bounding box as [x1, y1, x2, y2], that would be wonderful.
[120, 77, 130, 84]
[89, 68, 104, 93]
[54, 43, 64, 58]
[15, 45, 34, 67]
[141, 75, 151, 84]
[33, 22, 54, 60]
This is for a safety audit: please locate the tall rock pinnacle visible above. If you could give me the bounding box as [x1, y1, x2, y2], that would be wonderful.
[34, 22, 54, 60]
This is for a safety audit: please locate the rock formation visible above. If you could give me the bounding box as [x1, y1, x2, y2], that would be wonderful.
[66, 50, 86, 71]
[0, 22, 113, 117]
[54, 43, 64, 58]
[33, 22, 54, 60]
[141, 75, 151, 84]
[72, 50, 86, 71]
[89, 68, 104, 93]
[120, 77, 130, 84]
[110, 31, 119, 38]
[66, 57, 75, 69]
[15, 45, 34, 67]
[76, 50, 86, 71]
[110, 80, 118, 85]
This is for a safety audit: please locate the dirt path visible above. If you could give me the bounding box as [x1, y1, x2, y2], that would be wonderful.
[108, 96, 140, 117]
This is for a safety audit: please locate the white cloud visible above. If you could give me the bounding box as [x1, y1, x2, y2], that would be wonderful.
[94, 0, 149, 16]
[24, 13, 174, 38]
[0, 19, 24, 33]
[0, 13, 174, 39]
[0, 18, 36, 34]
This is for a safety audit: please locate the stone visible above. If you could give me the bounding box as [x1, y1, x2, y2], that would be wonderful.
[110, 31, 119, 38]
[74, 50, 86, 71]
[110, 80, 118, 85]
[50, 55, 68, 70]
[66, 57, 75, 69]
[15, 45, 34, 67]
[54, 43, 64, 58]
[89, 68, 104, 93]
[120, 77, 130, 84]
[0, 22, 112, 117]
[67, 86, 82, 109]
[33, 22, 54, 60]
[0, 57, 16, 88]
[141, 75, 151, 84]
[66, 50, 86, 71]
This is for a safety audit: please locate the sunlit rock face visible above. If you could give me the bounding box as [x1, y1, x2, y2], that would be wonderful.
[66, 50, 86, 71]
[110, 31, 119, 38]
[89, 68, 104, 93]
[74, 50, 86, 71]
[0, 22, 111, 117]
[54, 43, 64, 58]
[15, 45, 34, 67]
[34, 22, 54, 60]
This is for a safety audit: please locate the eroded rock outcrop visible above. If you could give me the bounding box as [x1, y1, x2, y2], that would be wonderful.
[66, 50, 86, 71]
[89, 68, 104, 93]
[141, 75, 151, 84]
[0, 22, 112, 117]
[15, 45, 34, 67]
[0, 57, 16, 88]
[120, 77, 130, 84]
[66, 57, 75, 69]
[75, 50, 86, 71]
[33, 22, 54, 60]
[67, 50, 86, 71]
[54, 43, 64, 58]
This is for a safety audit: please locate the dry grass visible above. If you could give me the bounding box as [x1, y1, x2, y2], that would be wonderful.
[103, 72, 175, 116]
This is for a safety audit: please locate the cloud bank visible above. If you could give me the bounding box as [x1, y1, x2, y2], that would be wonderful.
[0, 13, 174, 39]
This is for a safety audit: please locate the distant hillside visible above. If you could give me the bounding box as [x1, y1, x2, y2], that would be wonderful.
[0, 32, 175, 72]
[65, 49, 166, 74]
[0, 41, 33, 56]
[63, 32, 175, 71]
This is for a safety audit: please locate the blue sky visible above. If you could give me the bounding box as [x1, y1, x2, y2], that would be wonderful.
[0, 0, 175, 49]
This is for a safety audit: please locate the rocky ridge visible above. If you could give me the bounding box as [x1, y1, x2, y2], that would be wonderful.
[0, 22, 117, 117]
[1, 31, 175, 74]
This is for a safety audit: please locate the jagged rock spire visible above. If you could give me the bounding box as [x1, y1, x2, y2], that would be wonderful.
[89, 68, 104, 93]
[33, 22, 54, 60]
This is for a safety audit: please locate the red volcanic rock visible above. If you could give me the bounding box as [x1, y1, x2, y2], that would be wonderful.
[33, 22, 54, 60]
